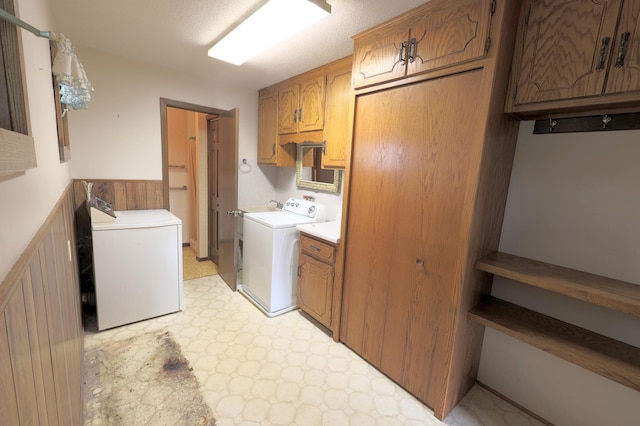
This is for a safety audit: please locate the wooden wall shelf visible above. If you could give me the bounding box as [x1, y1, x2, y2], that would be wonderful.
[476, 251, 640, 318]
[469, 297, 640, 391]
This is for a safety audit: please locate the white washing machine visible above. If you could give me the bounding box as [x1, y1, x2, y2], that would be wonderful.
[91, 209, 183, 330]
[240, 198, 325, 317]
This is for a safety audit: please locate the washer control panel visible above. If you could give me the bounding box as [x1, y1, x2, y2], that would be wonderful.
[282, 198, 326, 221]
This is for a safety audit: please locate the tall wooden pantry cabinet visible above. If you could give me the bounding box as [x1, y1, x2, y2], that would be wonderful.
[337, 0, 522, 419]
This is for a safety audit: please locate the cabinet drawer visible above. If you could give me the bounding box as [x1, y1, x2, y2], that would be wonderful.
[300, 235, 335, 263]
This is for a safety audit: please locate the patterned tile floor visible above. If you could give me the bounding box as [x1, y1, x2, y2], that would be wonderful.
[183, 247, 218, 281]
[83, 275, 546, 425]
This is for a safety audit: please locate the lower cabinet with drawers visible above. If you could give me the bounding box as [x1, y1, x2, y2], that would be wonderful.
[297, 234, 336, 330]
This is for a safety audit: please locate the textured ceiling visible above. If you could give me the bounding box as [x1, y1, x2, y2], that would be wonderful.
[48, 0, 428, 90]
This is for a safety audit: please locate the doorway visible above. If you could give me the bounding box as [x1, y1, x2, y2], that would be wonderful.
[160, 98, 239, 290]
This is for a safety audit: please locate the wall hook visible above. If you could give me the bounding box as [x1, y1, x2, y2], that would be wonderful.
[602, 114, 612, 129]
[239, 158, 251, 173]
[549, 119, 558, 132]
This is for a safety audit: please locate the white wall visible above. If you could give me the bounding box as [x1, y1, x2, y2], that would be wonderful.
[67, 46, 277, 209]
[478, 121, 640, 425]
[0, 0, 72, 282]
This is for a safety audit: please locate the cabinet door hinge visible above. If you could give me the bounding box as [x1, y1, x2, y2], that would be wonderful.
[490, 0, 496, 16]
[485, 37, 491, 52]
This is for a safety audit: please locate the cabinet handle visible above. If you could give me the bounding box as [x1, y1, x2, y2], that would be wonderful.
[416, 258, 425, 266]
[399, 40, 408, 66]
[298, 108, 302, 122]
[293, 109, 297, 123]
[596, 36, 611, 71]
[272, 144, 276, 155]
[615, 32, 631, 68]
[297, 265, 301, 277]
[408, 38, 417, 63]
[310, 245, 322, 252]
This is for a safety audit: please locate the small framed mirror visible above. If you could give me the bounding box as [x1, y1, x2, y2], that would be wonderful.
[296, 142, 342, 193]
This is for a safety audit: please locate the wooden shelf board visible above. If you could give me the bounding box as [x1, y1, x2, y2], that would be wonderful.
[476, 251, 640, 318]
[469, 297, 640, 392]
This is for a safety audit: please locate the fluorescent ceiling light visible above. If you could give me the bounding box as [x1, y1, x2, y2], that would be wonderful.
[208, 0, 331, 65]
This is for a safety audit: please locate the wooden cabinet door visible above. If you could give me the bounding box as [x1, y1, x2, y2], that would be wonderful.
[352, 25, 410, 89]
[298, 76, 325, 132]
[341, 69, 484, 407]
[257, 90, 277, 165]
[513, 0, 622, 105]
[322, 61, 352, 169]
[298, 254, 333, 328]
[605, 0, 640, 95]
[278, 85, 299, 135]
[406, 0, 492, 76]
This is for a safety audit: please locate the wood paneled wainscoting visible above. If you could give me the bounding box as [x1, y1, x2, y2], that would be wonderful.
[72, 179, 165, 211]
[0, 185, 83, 425]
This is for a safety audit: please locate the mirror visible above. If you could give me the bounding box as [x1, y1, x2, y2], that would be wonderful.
[296, 143, 342, 193]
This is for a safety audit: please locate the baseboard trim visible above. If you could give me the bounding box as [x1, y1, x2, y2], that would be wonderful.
[475, 381, 554, 426]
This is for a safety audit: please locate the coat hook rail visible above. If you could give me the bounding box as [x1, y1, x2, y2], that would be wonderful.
[534, 112, 640, 134]
[0, 9, 52, 39]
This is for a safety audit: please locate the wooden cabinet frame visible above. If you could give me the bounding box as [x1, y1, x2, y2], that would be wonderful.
[505, 0, 640, 119]
[336, 0, 523, 419]
[258, 56, 352, 168]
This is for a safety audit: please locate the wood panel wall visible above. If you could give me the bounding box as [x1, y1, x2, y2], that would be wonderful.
[72, 179, 164, 211]
[0, 184, 83, 425]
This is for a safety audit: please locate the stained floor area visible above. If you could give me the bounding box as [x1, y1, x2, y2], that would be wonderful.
[83, 275, 545, 425]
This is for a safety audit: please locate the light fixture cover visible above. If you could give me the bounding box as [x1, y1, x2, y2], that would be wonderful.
[208, 0, 331, 65]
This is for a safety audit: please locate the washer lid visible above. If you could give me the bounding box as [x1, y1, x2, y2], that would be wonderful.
[244, 211, 318, 229]
[92, 209, 182, 230]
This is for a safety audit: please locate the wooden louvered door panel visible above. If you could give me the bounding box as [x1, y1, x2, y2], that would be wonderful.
[340, 69, 484, 408]
[513, 0, 622, 105]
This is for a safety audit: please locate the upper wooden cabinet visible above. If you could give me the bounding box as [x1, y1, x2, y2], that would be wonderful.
[606, 0, 640, 95]
[321, 57, 353, 169]
[352, 0, 494, 89]
[257, 88, 296, 166]
[506, 0, 640, 117]
[278, 76, 325, 135]
[258, 56, 352, 168]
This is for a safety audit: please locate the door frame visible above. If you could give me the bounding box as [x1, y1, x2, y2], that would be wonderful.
[159, 98, 230, 257]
